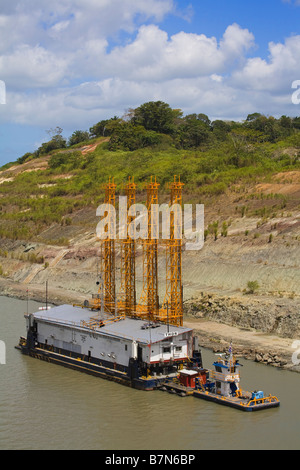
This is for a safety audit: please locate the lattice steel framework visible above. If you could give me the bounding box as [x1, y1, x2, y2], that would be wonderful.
[138, 176, 160, 321]
[160, 176, 184, 326]
[102, 177, 116, 313]
[92, 178, 116, 314]
[94, 175, 184, 328]
[119, 177, 137, 317]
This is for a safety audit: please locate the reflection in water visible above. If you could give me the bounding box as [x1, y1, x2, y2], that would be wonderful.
[0, 296, 299, 450]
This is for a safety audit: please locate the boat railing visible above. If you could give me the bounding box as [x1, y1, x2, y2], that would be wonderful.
[195, 377, 206, 391]
[246, 394, 280, 408]
[209, 370, 240, 383]
[19, 336, 27, 347]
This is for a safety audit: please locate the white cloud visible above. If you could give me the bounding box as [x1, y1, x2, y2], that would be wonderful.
[0, 0, 300, 133]
[220, 23, 255, 61]
[0, 44, 69, 89]
[103, 23, 254, 81]
[211, 74, 223, 83]
[0, 0, 174, 47]
[232, 35, 300, 92]
[0, 0, 176, 88]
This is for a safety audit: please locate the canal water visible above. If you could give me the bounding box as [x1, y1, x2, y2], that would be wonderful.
[0, 295, 299, 450]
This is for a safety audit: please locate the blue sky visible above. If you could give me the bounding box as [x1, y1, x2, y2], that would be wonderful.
[163, 0, 298, 48]
[0, 0, 300, 167]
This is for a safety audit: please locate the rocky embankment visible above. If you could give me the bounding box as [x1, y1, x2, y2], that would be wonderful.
[184, 293, 300, 372]
[184, 292, 300, 339]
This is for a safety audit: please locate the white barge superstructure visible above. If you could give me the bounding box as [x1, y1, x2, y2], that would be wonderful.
[17, 304, 200, 390]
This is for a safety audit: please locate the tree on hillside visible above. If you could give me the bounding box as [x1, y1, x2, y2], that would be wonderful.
[36, 127, 67, 155]
[68, 130, 90, 146]
[132, 101, 178, 134]
[197, 113, 211, 127]
[17, 152, 33, 165]
[211, 120, 231, 140]
[46, 127, 66, 146]
[177, 114, 210, 148]
[246, 113, 262, 122]
[245, 115, 281, 142]
[279, 115, 292, 129]
[292, 117, 300, 129]
[108, 122, 161, 151]
[89, 117, 120, 138]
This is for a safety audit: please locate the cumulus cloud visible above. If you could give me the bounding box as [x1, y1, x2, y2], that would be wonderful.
[104, 23, 254, 81]
[0, 0, 174, 49]
[0, 44, 69, 89]
[0, 0, 300, 132]
[232, 35, 300, 93]
[0, 0, 176, 88]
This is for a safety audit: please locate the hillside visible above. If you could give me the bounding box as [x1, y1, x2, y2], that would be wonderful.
[1, 103, 300, 371]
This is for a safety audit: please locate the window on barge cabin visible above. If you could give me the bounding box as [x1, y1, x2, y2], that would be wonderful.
[163, 346, 171, 353]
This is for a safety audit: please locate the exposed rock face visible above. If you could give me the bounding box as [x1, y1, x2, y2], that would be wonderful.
[183, 292, 300, 371]
[184, 293, 300, 339]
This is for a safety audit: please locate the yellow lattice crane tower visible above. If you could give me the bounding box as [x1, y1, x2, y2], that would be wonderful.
[92, 178, 116, 313]
[160, 175, 184, 327]
[102, 177, 117, 314]
[119, 177, 137, 317]
[138, 176, 160, 321]
[96, 175, 184, 328]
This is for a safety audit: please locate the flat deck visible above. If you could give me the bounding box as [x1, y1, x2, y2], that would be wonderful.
[193, 389, 280, 412]
[159, 381, 194, 396]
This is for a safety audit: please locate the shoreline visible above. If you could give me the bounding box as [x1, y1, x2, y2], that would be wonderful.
[1, 277, 299, 374]
[0, 277, 88, 306]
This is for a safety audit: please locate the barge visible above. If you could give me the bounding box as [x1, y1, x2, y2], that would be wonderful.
[16, 305, 280, 410]
[16, 303, 201, 391]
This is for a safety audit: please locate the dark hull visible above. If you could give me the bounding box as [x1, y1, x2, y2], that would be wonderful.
[16, 343, 159, 391]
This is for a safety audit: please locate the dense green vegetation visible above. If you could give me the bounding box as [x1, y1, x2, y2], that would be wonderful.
[10, 101, 300, 164]
[0, 101, 300, 242]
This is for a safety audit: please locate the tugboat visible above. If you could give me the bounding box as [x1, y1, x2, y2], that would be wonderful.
[193, 344, 280, 411]
[162, 344, 280, 412]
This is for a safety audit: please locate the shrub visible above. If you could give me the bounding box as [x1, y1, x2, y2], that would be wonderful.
[221, 222, 228, 237]
[68, 130, 90, 146]
[17, 152, 34, 165]
[247, 280, 260, 294]
[48, 151, 84, 170]
[208, 221, 219, 240]
[108, 123, 162, 151]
